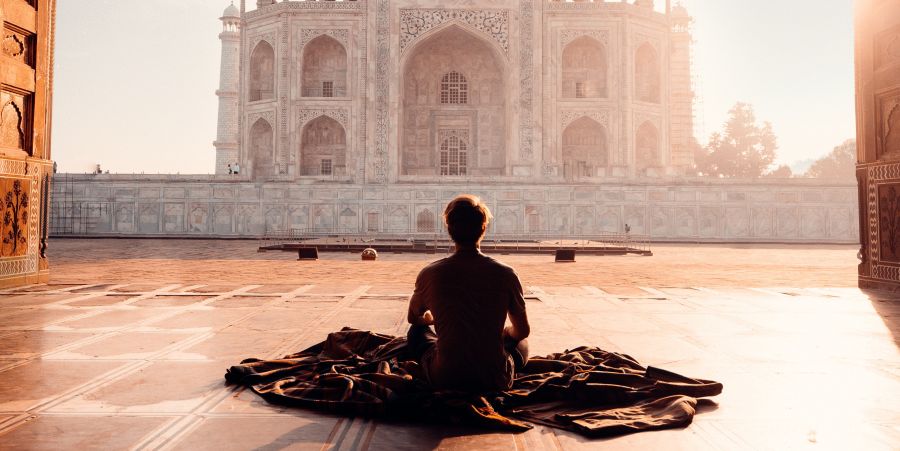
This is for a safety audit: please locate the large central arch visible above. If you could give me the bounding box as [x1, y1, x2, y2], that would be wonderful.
[400, 24, 508, 177]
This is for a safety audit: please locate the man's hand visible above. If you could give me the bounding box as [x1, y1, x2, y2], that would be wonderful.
[410, 310, 434, 326]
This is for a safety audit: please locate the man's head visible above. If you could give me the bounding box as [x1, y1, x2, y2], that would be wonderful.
[443, 194, 492, 247]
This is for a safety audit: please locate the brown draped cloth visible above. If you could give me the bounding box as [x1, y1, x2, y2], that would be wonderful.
[225, 328, 722, 438]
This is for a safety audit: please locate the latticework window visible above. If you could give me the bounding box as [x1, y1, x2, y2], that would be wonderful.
[575, 82, 586, 98]
[439, 135, 467, 176]
[320, 159, 332, 175]
[440, 71, 468, 104]
[322, 81, 334, 98]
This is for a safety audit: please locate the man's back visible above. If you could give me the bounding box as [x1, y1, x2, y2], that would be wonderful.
[412, 249, 527, 391]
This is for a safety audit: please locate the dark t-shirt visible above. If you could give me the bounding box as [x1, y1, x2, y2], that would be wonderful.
[410, 249, 527, 391]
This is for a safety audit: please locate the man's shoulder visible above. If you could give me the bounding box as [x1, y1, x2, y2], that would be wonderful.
[417, 256, 453, 276]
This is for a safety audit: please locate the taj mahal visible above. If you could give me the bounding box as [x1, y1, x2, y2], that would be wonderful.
[47, 0, 859, 243]
[214, 0, 695, 183]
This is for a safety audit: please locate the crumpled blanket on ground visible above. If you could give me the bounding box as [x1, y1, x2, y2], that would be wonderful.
[224, 328, 723, 438]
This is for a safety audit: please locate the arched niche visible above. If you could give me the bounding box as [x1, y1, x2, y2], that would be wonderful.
[249, 41, 275, 102]
[249, 118, 274, 179]
[636, 121, 660, 171]
[562, 36, 607, 99]
[562, 116, 608, 178]
[635, 43, 660, 103]
[400, 24, 507, 177]
[302, 35, 348, 98]
[300, 116, 347, 176]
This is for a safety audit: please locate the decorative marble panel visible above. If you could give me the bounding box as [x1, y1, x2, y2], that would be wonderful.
[519, 0, 534, 160]
[561, 110, 609, 130]
[560, 29, 609, 48]
[297, 108, 349, 130]
[299, 29, 349, 49]
[399, 9, 510, 55]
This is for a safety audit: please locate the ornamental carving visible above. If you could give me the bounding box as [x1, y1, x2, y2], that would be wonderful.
[400, 9, 510, 56]
[244, 0, 361, 19]
[560, 30, 610, 48]
[0, 95, 25, 151]
[249, 32, 277, 53]
[247, 110, 275, 128]
[300, 29, 350, 49]
[632, 33, 661, 53]
[374, 0, 390, 183]
[437, 129, 470, 143]
[2, 31, 27, 63]
[633, 112, 661, 131]
[875, 25, 900, 69]
[0, 178, 30, 257]
[876, 89, 900, 161]
[297, 108, 349, 129]
[561, 110, 610, 130]
[519, 0, 534, 160]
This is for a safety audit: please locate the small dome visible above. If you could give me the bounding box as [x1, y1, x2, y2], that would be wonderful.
[223, 3, 240, 18]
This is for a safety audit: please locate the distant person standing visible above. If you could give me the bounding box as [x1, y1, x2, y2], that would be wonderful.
[227, 164, 233, 175]
[233, 163, 241, 175]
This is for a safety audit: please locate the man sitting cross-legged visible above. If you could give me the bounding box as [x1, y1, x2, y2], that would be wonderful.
[407, 194, 530, 392]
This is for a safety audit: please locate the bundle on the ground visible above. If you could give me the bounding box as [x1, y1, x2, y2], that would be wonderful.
[224, 328, 722, 438]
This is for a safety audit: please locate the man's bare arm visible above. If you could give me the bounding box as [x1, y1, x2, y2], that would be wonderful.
[407, 289, 434, 326]
[505, 276, 530, 341]
[505, 307, 530, 341]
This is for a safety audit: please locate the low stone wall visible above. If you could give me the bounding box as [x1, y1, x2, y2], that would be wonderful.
[50, 174, 860, 243]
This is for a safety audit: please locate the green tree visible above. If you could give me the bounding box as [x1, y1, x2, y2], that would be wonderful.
[695, 103, 778, 178]
[805, 139, 856, 180]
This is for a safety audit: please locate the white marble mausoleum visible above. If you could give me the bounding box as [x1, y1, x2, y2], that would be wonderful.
[215, 0, 696, 182]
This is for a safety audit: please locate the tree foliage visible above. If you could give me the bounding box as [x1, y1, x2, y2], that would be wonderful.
[694, 103, 778, 178]
[805, 139, 856, 180]
[765, 165, 793, 178]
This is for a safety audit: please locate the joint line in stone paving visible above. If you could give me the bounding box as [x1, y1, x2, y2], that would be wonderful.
[134, 285, 319, 451]
[0, 284, 273, 440]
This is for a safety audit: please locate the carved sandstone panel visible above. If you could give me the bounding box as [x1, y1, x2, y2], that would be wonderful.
[875, 24, 900, 70]
[2, 24, 33, 66]
[0, 178, 30, 257]
[0, 90, 28, 152]
[876, 88, 900, 160]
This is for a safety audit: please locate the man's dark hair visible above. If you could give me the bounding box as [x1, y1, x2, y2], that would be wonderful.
[443, 194, 493, 246]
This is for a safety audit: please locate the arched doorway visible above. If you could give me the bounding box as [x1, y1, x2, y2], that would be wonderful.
[301, 35, 348, 98]
[300, 116, 346, 176]
[636, 121, 660, 171]
[249, 41, 275, 102]
[562, 117, 608, 178]
[562, 36, 607, 98]
[249, 118, 274, 179]
[635, 43, 660, 103]
[401, 25, 507, 176]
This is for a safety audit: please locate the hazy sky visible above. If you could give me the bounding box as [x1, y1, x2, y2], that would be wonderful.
[52, 0, 855, 174]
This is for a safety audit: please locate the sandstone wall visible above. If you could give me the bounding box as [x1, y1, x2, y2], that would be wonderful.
[50, 175, 860, 243]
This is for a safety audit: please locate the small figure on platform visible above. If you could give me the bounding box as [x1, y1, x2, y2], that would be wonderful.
[407, 194, 530, 392]
[227, 164, 233, 175]
[232, 163, 241, 175]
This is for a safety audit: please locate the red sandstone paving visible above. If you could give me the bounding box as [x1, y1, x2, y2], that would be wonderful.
[48, 238, 858, 288]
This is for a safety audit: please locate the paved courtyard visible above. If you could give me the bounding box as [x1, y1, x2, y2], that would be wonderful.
[0, 240, 897, 449]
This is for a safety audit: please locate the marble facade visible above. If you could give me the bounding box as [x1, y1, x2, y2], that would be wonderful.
[215, 0, 696, 181]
